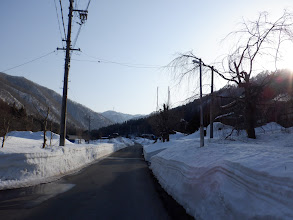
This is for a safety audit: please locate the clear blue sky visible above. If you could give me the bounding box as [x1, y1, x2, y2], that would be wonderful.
[1, 0, 292, 115]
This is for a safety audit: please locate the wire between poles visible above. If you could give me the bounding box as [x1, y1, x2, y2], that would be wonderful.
[1, 51, 56, 73]
[59, 0, 67, 39]
[72, 24, 82, 50]
[71, 0, 92, 53]
[86, 0, 91, 10]
[76, 51, 169, 69]
[53, 0, 64, 44]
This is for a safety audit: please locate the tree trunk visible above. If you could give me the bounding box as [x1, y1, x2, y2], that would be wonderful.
[2, 119, 10, 148]
[42, 107, 50, 148]
[245, 88, 256, 139]
[50, 122, 53, 146]
[1, 136, 6, 148]
[245, 108, 256, 138]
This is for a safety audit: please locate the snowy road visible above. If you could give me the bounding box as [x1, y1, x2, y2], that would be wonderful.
[0, 144, 191, 220]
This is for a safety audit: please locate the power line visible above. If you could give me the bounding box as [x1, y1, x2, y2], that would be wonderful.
[1, 51, 55, 73]
[72, 52, 194, 69]
[74, 0, 80, 9]
[71, 0, 92, 51]
[71, 58, 163, 69]
[72, 23, 82, 50]
[75, 52, 164, 69]
[53, 0, 64, 44]
[59, 0, 67, 39]
[86, 0, 91, 10]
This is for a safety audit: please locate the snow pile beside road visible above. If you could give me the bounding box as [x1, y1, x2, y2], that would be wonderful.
[143, 122, 293, 219]
[91, 137, 135, 146]
[133, 137, 154, 145]
[0, 131, 132, 190]
[108, 137, 135, 146]
[143, 132, 187, 162]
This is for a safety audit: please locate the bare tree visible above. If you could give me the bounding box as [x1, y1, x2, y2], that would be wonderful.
[169, 11, 293, 139]
[42, 107, 50, 148]
[159, 104, 170, 142]
[219, 11, 293, 138]
[49, 121, 53, 146]
[148, 103, 171, 142]
[0, 102, 23, 148]
[1, 118, 10, 148]
[32, 103, 51, 148]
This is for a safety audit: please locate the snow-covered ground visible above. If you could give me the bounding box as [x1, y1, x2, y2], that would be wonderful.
[0, 131, 134, 190]
[133, 137, 155, 145]
[143, 122, 293, 219]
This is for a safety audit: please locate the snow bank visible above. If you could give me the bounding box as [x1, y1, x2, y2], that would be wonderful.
[0, 131, 134, 190]
[143, 123, 293, 219]
[133, 137, 155, 145]
[143, 132, 187, 162]
[91, 136, 135, 146]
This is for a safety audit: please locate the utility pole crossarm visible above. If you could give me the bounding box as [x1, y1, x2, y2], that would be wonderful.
[57, 47, 81, 51]
[73, 9, 88, 12]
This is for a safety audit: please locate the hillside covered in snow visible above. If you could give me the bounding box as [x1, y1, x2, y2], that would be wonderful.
[101, 110, 143, 124]
[143, 122, 293, 219]
[0, 72, 113, 130]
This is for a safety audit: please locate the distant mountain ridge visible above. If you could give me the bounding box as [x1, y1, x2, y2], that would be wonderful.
[0, 72, 112, 130]
[0, 72, 144, 130]
[101, 110, 144, 124]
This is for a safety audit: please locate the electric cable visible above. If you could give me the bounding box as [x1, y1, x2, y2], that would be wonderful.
[76, 51, 164, 69]
[59, 0, 67, 39]
[53, 0, 65, 45]
[1, 51, 56, 73]
[86, 0, 91, 10]
[71, 58, 162, 69]
[72, 24, 82, 50]
[71, 0, 92, 52]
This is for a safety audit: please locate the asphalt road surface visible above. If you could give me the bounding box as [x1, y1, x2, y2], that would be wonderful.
[0, 143, 193, 220]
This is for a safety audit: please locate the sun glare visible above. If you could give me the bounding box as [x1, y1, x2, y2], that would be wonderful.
[260, 50, 293, 73]
[277, 43, 293, 72]
[279, 57, 293, 72]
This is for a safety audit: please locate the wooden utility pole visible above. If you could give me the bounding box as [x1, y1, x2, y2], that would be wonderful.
[167, 86, 170, 106]
[58, 0, 87, 146]
[199, 59, 204, 147]
[156, 86, 159, 112]
[59, 0, 74, 146]
[88, 115, 91, 133]
[210, 66, 214, 138]
[88, 115, 91, 143]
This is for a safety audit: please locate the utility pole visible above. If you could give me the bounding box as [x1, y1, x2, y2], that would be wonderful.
[58, 0, 87, 146]
[88, 115, 91, 144]
[192, 58, 204, 147]
[199, 59, 204, 147]
[88, 115, 91, 133]
[156, 86, 159, 112]
[59, 0, 73, 146]
[210, 66, 214, 138]
[167, 86, 170, 107]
